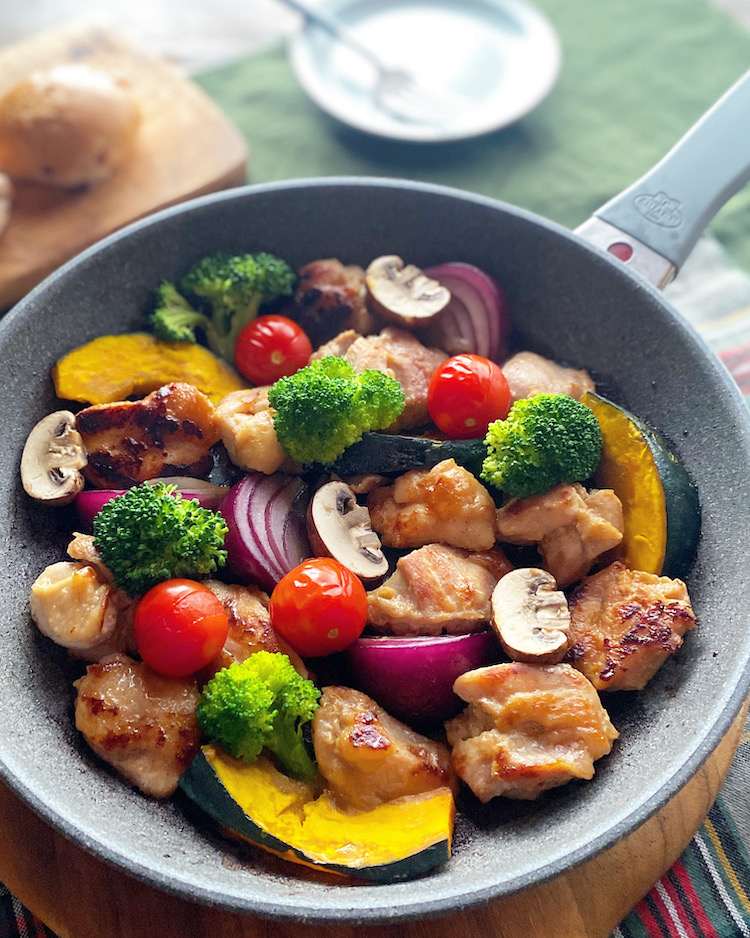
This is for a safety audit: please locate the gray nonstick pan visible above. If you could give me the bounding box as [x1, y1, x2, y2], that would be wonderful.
[0, 70, 749, 924]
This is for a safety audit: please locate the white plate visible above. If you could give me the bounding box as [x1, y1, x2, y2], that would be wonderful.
[287, 0, 562, 142]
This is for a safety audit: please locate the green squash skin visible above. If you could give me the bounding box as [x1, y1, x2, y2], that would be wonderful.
[326, 432, 486, 479]
[633, 417, 701, 580]
[179, 751, 451, 883]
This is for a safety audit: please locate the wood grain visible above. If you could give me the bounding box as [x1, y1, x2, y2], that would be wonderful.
[0, 25, 248, 309]
[0, 701, 745, 938]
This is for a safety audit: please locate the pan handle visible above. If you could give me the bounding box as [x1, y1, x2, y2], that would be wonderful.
[576, 69, 750, 289]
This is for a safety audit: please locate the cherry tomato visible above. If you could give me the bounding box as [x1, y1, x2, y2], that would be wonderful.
[234, 314, 313, 385]
[269, 558, 368, 657]
[427, 353, 511, 439]
[133, 578, 229, 677]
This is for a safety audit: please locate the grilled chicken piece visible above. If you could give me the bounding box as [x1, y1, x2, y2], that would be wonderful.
[292, 258, 379, 346]
[67, 531, 113, 581]
[368, 543, 513, 635]
[74, 653, 200, 797]
[368, 458, 497, 550]
[312, 686, 457, 810]
[202, 580, 308, 679]
[502, 350, 595, 403]
[496, 483, 624, 587]
[445, 662, 618, 802]
[313, 326, 447, 430]
[75, 382, 220, 488]
[215, 386, 298, 475]
[30, 561, 136, 661]
[565, 561, 696, 691]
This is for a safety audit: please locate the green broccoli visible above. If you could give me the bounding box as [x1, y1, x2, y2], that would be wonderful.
[149, 251, 296, 360]
[481, 393, 602, 499]
[149, 280, 221, 347]
[93, 482, 228, 597]
[267, 356, 406, 465]
[196, 651, 321, 781]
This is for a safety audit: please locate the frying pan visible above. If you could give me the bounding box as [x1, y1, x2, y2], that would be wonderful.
[1, 70, 750, 925]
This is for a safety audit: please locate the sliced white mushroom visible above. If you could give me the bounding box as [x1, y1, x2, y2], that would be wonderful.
[490, 567, 571, 664]
[365, 255, 451, 326]
[307, 480, 389, 581]
[20, 410, 87, 506]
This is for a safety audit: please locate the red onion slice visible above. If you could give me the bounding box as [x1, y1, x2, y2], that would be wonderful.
[221, 473, 311, 593]
[421, 262, 509, 363]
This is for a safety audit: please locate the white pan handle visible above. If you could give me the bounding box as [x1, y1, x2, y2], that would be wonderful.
[576, 69, 750, 289]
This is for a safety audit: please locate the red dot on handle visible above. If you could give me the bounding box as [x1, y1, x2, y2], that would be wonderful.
[607, 241, 634, 262]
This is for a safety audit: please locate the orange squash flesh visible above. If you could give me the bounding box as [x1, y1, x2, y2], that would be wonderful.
[582, 392, 699, 578]
[179, 744, 455, 882]
[53, 332, 247, 405]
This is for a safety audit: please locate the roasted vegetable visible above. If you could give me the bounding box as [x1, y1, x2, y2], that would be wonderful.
[481, 393, 602, 498]
[268, 356, 405, 465]
[196, 652, 320, 782]
[93, 482, 228, 596]
[179, 744, 455, 882]
[152, 252, 296, 361]
[52, 332, 246, 405]
[582, 392, 700, 577]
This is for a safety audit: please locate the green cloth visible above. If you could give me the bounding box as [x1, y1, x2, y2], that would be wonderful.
[195, 0, 750, 271]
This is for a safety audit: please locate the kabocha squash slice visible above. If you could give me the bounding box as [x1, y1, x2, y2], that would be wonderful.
[582, 392, 699, 578]
[53, 332, 247, 405]
[179, 744, 455, 882]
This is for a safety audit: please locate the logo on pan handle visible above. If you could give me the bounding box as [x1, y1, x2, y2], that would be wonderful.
[633, 191, 682, 228]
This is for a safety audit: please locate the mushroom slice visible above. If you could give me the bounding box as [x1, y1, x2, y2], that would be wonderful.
[307, 480, 389, 581]
[491, 567, 571, 664]
[365, 255, 451, 326]
[21, 410, 87, 506]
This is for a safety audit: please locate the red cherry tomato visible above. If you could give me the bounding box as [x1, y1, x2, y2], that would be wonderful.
[269, 558, 368, 658]
[133, 578, 229, 677]
[234, 314, 313, 385]
[427, 353, 511, 439]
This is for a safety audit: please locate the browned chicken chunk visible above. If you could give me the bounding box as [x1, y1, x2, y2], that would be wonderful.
[445, 662, 618, 802]
[565, 561, 696, 691]
[313, 326, 447, 430]
[368, 543, 513, 635]
[215, 386, 297, 476]
[30, 561, 135, 661]
[496, 483, 624, 587]
[292, 258, 379, 346]
[312, 686, 457, 810]
[76, 382, 220, 488]
[368, 458, 497, 550]
[74, 653, 201, 797]
[202, 580, 307, 679]
[502, 350, 595, 403]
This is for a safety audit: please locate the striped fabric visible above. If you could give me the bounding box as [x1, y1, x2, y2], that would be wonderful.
[0, 884, 56, 938]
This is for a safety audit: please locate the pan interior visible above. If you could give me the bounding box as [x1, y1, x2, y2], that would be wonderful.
[1, 178, 748, 923]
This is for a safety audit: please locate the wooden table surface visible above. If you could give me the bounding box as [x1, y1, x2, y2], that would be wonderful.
[0, 702, 744, 938]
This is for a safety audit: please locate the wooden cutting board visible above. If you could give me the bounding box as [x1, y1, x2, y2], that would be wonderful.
[0, 24, 248, 310]
[0, 701, 745, 938]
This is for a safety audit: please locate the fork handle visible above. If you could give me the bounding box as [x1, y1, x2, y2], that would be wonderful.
[278, 0, 382, 70]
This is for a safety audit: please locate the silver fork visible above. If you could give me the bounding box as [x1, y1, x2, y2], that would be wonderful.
[279, 0, 468, 126]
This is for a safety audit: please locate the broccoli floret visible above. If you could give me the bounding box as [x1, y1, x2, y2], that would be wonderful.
[267, 356, 406, 465]
[174, 251, 296, 360]
[196, 651, 321, 781]
[481, 393, 602, 499]
[93, 482, 228, 596]
[149, 280, 221, 347]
